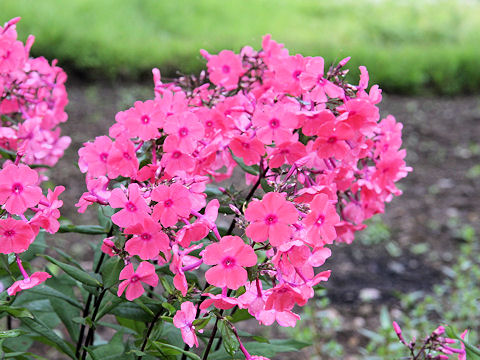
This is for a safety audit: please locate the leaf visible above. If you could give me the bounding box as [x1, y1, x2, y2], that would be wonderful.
[101, 257, 123, 289]
[97, 205, 114, 232]
[110, 302, 156, 322]
[41, 255, 102, 287]
[28, 284, 82, 308]
[229, 308, 253, 323]
[58, 224, 108, 234]
[260, 178, 274, 192]
[446, 326, 480, 359]
[151, 341, 201, 360]
[22, 317, 76, 358]
[21, 232, 46, 262]
[219, 321, 239, 356]
[50, 298, 80, 342]
[0, 330, 23, 338]
[0, 305, 33, 319]
[243, 338, 310, 358]
[231, 153, 259, 176]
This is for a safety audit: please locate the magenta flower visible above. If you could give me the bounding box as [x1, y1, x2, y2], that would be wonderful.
[229, 135, 265, 166]
[109, 183, 150, 228]
[173, 301, 199, 348]
[7, 271, 51, 296]
[203, 50, 245, 90]
[245, 192, 298, 247]
[122, 100, 164, 141]
[0, 164, 42, 215]
[0, 218, 36, 254]
[117, 262, 158, 301]
[151, 183, 191, 227]
[203, 236, 257, 290]
[78, 136, 113, 177]
[252, 105, 298, 145]
[163, 112, 204, 154]
[124, 216, 170, 260]
[304, 194, 340, 246]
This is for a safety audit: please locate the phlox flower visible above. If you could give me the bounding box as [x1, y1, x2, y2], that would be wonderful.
[267, 139, 306, 168]
[304, 194, 340, 246]
[229, 134, 265, 166]
[7, 271, 51, 296]
[78, 136, 113, 177]
[245, 192, 298, 247]
[106, 136, 139, 179]
[203, 49, 245, 90]
[124, 216, 170, 260]
[0, 218, 35, 253]
[117, 262, 158, 301]
[203, 236, 257, 290]
[163, 111, 204, 154]
[313, 121, 354, 160]
[299, 57, 344, 102]
[265, 283, 307, 312]
[252, 105, 298, 145]
[199, 292, 240, 313]
[173, 301, 199, 348]
[257, 309, 300, 328]
[30, 185, 64, 234]
[160, 135, 196, 176]
[151, 183, 191, 227]
[109, 183, 150, 228]
[122, 100, 164, 141]
[0, 163, 42, 215]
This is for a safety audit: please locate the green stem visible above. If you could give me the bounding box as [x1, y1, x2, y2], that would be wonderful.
[202, 317, 219, 360]
[138, 308, 164, 360]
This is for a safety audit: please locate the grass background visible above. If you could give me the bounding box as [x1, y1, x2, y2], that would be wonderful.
[2, 0, 480, 94]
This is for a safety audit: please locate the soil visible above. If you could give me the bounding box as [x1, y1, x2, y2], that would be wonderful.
[49, 80, 480, 359]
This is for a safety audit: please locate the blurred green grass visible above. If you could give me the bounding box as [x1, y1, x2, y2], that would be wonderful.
[2, 0, 480, 94]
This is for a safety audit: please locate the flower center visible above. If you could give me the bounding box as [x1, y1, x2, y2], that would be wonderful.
[3, 229, 15, 238]
[99, 153, 108, 163]
[179, 127, 189, 137]
[140, 115, 150, 124]
[172, 151, 182, 159]
[222, 256, 236, 268]
[130, 275, 140, 283]
[164, 199, 173, 208]
[125, 202, 137, 212]
[206, 120, 213, 128]
[11, 183, 23, 194]
[327, 136, 337, 144]
[269, 118, 280, 129]
[292, 70, 302, 80]
[264, 214, 278, 225]
[316, 214, 325, 226]
[123, 152, 132, 160]
[222, 65, 231, 74]
[242, 142, 250, 149]
[141, 233, 152, 241]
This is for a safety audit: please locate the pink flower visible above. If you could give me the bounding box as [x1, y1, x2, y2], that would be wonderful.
[151, 183, 191, 227]
[78, 136, 113, 177]
[30, 185, 64, 234]
[109, 183, 150, 228]
[203, 50, 244, 90]
[304, 194, 340, 246]
[245, 192, 298, 247]
[163, 112, 204, 154]
[7, 272, 51, 296]
[124, 216, 170, 260]
[122, 100, 164, 141]
[203, 236, 257, 290]
[0, 218, 36, 254]
[173, 301, 199, 348]
[0, 164, 42, 215]
[160, 135, 196, 176]
[229, 135, 265, 166]
[313, 121, 354, 160]
[106, 136, 139, 179]
[117, 262, 158, 301]
[252, 105, 298, 145]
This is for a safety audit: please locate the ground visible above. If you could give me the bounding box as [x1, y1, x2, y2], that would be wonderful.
[49, 80, 480, 358]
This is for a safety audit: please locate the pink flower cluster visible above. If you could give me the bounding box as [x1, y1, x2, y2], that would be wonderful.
[0, 18, 68, 296]
[78, 35, 410, 348]
[0, 18, 70, 171]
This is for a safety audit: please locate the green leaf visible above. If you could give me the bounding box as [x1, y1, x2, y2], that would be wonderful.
[0, 306, 33, 319]
[97, 205, 114, 232]
[22, 317, 76, 358]
[229, 308, 253, 323]
[101, 257, 123, 289]
[446, 326, 480, 359]
[151, 341, 201, 360]
[219, 321, 239, 356]
[243, 338, 310, 358]
[110, 301, 157, 322]
[41, 255, 102, 287]
[231, 153, 259, 176]
[58, 224, 108, 234]
[0, 330, 23, 338]
[192, 317, 210, 330]
[260, 178, 274, 192]
[28, 284, 82, 308]
[21, 232, 46, 262]
[50, 298, 80, 342]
